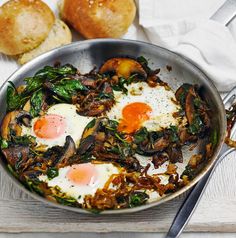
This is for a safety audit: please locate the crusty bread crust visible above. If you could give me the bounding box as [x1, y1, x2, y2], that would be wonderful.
[0, 0, 55, 55]
[61, 0, 136, 39]
[18, 19, 72, 64]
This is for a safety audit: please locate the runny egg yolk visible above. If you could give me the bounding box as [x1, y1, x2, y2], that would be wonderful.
[66, 164, 98, 186]
[33, 114, 66, 139]
[118, 102, 152, 134]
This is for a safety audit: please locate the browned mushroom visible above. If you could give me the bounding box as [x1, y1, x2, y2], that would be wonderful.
[137, 136, 170, 156]
[175, 84, 192, 104]
[76, 82, 115, 117]
[152, 152, 169, 169]
[55, 136, 76, 168]
[2, 146, 29, 172]
[188, 154, 203, 168]
[77, 118, 104, 155]
[81, 118, 102, 140]
[0, 110, 31, 140]
[99, 58, 147, 79]
[185, 87, 196, 124]
[178, 127, 197, 144]
[167, 144, 183, 163]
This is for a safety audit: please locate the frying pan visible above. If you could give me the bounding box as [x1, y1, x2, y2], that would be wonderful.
[0, 39, 232, 214]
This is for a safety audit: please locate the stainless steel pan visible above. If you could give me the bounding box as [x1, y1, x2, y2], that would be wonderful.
[0, 39, 231, 214]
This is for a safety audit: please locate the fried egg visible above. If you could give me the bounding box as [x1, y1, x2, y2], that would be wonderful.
[39, 162, 120, 203]
[21, 104, 93, 148]
[107, 82, 182, 134]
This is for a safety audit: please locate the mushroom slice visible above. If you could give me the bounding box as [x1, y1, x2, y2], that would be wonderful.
[0, 110, 32, 140]
[56, 136, 76, 168]
[175, 83, 192, 106]
[99, 58, 147, 79]
[167, 144, 183, 163]
[16, 111, 32, 127]
[77, 118, 106, 155]
[185, 86, 196, 125]
[2, 146, 29, 172]
[81, 118, 105, 140]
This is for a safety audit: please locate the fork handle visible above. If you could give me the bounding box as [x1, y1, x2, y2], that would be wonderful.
[166, 86, 236, 238]
[210, 0, 236, 25]
[166, 146, 234, 238]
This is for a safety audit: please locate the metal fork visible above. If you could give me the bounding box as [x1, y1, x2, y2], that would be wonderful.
[166, 87, 236, 238]
[166, 1, 236, 237]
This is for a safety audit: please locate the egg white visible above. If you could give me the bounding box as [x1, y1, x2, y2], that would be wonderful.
[21, 103, 93, 148]
[39, 163, 120, 203]
[107, 82, 182, 131]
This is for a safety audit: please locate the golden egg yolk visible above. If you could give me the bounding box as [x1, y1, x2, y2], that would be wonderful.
[67, 164, 98, 186]
[33, 114, 66, 139]
[118, 102, 152, 134]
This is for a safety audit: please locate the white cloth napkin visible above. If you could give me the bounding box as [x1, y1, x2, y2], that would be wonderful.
[126, 0, 236, 92]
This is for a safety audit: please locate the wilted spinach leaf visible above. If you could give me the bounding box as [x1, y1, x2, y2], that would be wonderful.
[104, 119, 119, 131]
[35, 64, 77, 78]
[85, 119, 96, 130]
[0, 137, 8, 149]
[55, 196, 78, 206]
[30, 89, 44, 117]
[168, 125, 179, 142]
[10, 135, 35, 146]
[24, 64, 77, 95]
[181, 165, 195, 180]
[134, 127, 148, 144]
[98, 92, 114, 100]
[210, 128, 218, 147]
[46, 80, 86, 102]
[112, 75, 137, 93]
[188, 115, 204, 135]
[47, 167, 59, 180]
[6, 82, 28, 111]
[129, 191, 149, 207]
[137, 56, 151, 73]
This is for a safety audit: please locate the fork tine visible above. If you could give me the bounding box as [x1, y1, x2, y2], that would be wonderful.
[230, 123, 236, 138]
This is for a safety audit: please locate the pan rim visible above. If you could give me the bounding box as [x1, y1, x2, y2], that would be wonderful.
[0, 38, 227, 214]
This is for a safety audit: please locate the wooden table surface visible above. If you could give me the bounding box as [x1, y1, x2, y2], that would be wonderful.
[0, 151, 236, 234]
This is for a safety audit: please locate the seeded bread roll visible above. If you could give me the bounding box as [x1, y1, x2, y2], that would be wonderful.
[60, 0, 136, 39]
[18, 19, 72, 64]
[0, 0, 55, 55]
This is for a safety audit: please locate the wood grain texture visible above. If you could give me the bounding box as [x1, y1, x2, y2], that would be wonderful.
[0, 152, 236, 233]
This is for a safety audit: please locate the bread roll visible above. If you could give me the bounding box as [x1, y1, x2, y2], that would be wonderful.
[18, 19, 72, 64]
[60, 0, 136, 39]
[0, 0, 55, 55]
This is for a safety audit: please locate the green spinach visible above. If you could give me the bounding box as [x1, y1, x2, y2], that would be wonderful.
[47, 80, 86, 102]
[55, 196, 78, 206]
[24, 64, 77, 95]
[188, 115, 204, 135]
[129, 191, 149, 207]
[47, 167, 59, 180]
[181, 165, 195, 180]
[30, 89, 44, 117]
[112, 74, 137, 93]
[84, 118, 96, 130]
[6, 82, 29, 111]
[133, 127, 148, 144]
[0, 137, 8, 149]
[137, 56, 151, 73]
[168, 125, 179, 142]
[210, 128, 218, 147]
[11, 135, 35, 146]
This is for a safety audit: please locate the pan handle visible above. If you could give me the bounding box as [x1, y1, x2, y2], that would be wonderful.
[166, 87, 236, 238]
